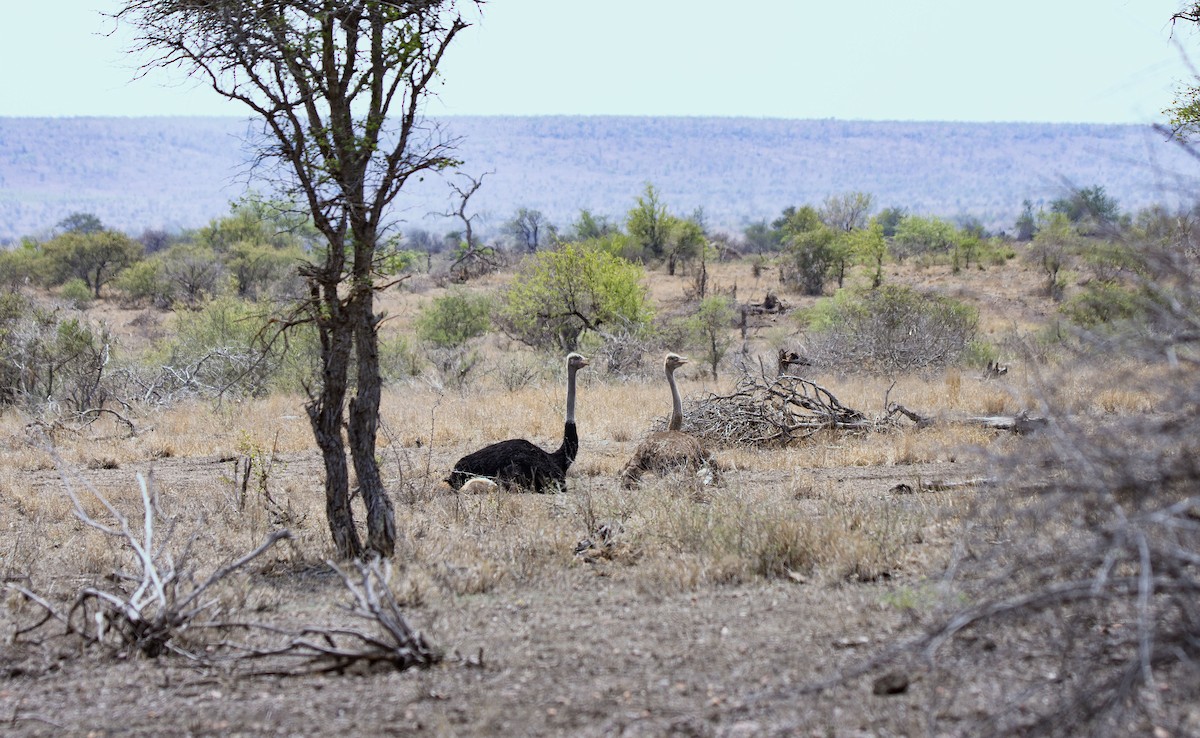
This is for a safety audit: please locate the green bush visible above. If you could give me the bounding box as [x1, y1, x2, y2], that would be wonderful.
[497, 243, 653, 351]
[0, 297, 112, 409]
[0, 244, 45, 289]
[682, 295, 738, 379]
[805, 285, 979, 373]
[60, 278, 93, 309]
[1061, 280, 1145, 328]
[114, 257, 174, 307]
[146, 296, 300, 399]
[415, 290, 491, 348]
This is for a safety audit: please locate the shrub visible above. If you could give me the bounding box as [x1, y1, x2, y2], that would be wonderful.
[805, 285, 979, 373]
[379, 333, 423, 382]
[60, 278, 93, 309]
[0, 297, 112, 409]
[682, 295, 738, 379]
[496, 243, 653, 351]
[1061, 280, 1144, 328]
[139, 296, 299, 400]
[415, 290, 491, 348]
[114, 257, 174, 308]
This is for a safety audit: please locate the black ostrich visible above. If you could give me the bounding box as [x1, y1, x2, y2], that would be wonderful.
[447, 352, 589, 493]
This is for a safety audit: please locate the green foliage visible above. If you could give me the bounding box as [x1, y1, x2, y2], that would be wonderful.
[504, 208, 553, 253]
[162, 243, 225, 306]
[1128, 204, 1186, 247]
[114, 257, 174, 308]
[875, 207, 907, 239]
[379, 333, 424, 383]
[570, 209, 619, 241]
[1015, 199, 1037, 241]
[805, 285, 979, 373]
[684, 295, 737, 379]
[742, 220, 783, 253]
[60, 278, 93, 309]
[820, 191, 874, 232]
[0, 243, 46, 289]
[497, 242, 653, 351]
[1061, 281, 1145, 328]
[195, 195, 318, 253]
[1026, 212, 1081, 300]
[849, 221, 888, 288]
[227, 240, 302, 299]
[626, 184, 671, 261]
[190, 197, 312, 299]
[0, 291, 31, 404]
[1050, 185, 1121, 232]
[151, 296, 303, 398]
[664, 216, 706, 275]
[977, 239, 1017, 267]
[56, 212, 105, 235]
[375, 243, 422, 278]
[41, 230, 143, 298]
[584, 232, 640, 262]
[962, 339, 1000, 369]
[0, 297, 111, 409]
[415, 290, 491, 348]
[891, 215, 961, 264]
[778, 206, 837, 295]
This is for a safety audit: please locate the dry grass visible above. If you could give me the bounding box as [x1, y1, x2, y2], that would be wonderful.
[1, 359, 1018, 604]
[5, 251, 1191, 735]
[0, 254, 1079, 602]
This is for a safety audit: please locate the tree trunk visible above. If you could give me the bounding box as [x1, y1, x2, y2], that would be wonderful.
[347, 289, 395, 557]
[307, 290, 363, 560]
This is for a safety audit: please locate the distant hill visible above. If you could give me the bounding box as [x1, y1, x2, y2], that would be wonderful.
[2, 115, 1198, 243]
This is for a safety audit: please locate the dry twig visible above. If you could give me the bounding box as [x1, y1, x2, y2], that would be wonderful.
[680, 363, 882, 447]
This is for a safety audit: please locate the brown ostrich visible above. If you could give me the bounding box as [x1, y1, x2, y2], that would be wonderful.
[619, 353, 720, 489]
[447, 352, 589, 493]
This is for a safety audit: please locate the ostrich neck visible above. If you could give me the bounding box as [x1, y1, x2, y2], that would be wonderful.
[667, 366, 683, 431]
[565, 366, 578, 425]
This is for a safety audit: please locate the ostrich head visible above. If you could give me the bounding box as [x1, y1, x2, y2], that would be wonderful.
[665, 353, 688, 373]
[567, 352, 590, 371]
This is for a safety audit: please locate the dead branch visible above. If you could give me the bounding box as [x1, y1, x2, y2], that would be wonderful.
[885, 404, 1047, 434]
[74, 407, 137, 437]
[7, 456, 292, 659]
[214, 558, 439, 675]
[682, 363, 882, 447]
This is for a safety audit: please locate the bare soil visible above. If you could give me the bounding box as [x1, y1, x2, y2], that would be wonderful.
[2, 449, 989, 738]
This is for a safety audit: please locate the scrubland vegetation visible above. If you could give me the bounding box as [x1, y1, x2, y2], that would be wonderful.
[1, 174, 1197, 735]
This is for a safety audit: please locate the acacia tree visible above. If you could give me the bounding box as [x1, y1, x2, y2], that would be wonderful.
[626, 184, 671, 261]
[117, 1, 472, 559]
[43, 230, 143, 298]
[496, 243, 653, 351]
[504, 207, 551, 253]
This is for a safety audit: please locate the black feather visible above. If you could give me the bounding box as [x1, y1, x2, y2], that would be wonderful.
[446, 422, 577, 493]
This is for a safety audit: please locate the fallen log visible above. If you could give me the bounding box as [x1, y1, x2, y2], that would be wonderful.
[887, 404, 1047, 434]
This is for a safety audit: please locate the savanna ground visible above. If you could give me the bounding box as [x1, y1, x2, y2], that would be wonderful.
[0, 257, 1179, 736]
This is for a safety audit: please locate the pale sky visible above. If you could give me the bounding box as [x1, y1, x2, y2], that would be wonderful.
[1, 1, 1196, 124]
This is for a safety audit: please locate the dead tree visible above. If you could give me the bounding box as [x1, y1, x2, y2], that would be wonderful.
[445, 172, 502, 282]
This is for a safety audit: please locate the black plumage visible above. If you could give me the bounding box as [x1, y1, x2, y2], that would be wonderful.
[446, 353, 588, 493]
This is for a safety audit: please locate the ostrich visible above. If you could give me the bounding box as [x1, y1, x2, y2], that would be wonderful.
[446, 352, 589, 493]
[619, 353, 720, 489]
